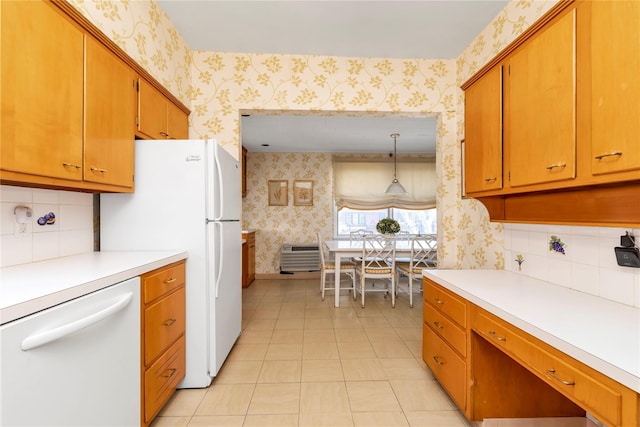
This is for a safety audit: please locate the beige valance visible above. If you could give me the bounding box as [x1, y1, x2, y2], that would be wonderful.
[333, 158, 437, 210]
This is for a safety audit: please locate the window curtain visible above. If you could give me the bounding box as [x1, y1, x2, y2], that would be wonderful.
[333, 157, 437, 210]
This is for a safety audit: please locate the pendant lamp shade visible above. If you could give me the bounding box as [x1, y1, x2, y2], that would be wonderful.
[385, 133, 408, 194]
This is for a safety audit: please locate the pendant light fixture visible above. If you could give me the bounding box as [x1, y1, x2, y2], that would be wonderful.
[385, 133, 408, 194]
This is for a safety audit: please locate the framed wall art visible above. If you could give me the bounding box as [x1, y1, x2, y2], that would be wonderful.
[268, 180, 288, 206]
[293, 180, 314, 206]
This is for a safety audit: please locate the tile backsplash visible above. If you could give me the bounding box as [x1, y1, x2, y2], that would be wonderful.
[504, 223, 640, 308]
[0, 185, 94, 267]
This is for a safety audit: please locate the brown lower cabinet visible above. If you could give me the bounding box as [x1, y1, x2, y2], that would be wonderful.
[141, 260, 186, 426]
[242, 231, 256, 288]
[422, 277, 640, 426]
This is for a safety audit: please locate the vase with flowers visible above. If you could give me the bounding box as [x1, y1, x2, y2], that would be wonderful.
[376, 218, 400, 235]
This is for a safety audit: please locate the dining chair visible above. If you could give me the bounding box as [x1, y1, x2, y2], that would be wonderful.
[395, 235, 437, 308]
[317, 232, 356, 301]
[349, 229, 374, 264]
[356, 234, 396, 308]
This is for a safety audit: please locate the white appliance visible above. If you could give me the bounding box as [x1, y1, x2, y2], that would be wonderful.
[0, 277, 141, 426]
[100, 139, 242, 388]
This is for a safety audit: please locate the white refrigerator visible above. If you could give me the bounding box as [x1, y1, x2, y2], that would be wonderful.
[100, 139, 242, 388]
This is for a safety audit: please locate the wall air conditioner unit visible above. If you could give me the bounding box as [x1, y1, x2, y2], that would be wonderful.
[280, 244, 320, 272]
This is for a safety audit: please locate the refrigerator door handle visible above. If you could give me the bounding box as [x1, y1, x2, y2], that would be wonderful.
[214, 222, 223, 298]
[213, 147, 224, 221]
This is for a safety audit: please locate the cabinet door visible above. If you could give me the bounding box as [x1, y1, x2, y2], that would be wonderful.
[507, 8, 576, 187]
[138, 79, 168, 139]
[590, 1, 640, 176]
[84, 37, 135, 188]
[464, 66, 503, 194]
[167, 101, 188, 140]
[1, 0, 83, 180]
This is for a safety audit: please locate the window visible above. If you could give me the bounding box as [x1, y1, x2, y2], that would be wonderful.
[336, 207, 436, 237]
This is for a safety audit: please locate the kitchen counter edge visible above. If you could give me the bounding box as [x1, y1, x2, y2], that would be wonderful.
[0, 251, 187, 325]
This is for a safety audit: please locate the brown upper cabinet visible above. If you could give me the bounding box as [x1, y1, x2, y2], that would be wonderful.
[584, 0, 640, 179]
[462, 0, 640, 225]
[464, 65, 503, 194]
[505, 6, 577, 188]
[137, 79, 189, 140]
[465, 0, 640, 195]
[1, 0, 135, 192]
[1, 0, 85, 185]
[84, 37, 136, 188]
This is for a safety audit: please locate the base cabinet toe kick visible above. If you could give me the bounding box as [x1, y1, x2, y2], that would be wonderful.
[422, 277, 640, 427]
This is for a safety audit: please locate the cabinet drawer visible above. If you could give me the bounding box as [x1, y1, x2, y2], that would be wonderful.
[144, 335, 185, 423]
[144, 287, 185, 365]
[423, 323, 466, 411]
[143, 261, 185, 304]
[475, 309, 622, 426]
[424, 304, 466, 358]
[423, 279, 467, 328]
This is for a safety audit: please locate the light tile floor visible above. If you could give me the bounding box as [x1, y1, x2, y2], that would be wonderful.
[151, 278, 471, 427]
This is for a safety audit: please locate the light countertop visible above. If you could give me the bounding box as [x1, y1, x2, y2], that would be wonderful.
[0, 251, 187, 325]
[423, 269, 640, 393]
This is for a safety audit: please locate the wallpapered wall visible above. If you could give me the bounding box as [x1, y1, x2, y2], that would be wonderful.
[69, 0, 557, 275]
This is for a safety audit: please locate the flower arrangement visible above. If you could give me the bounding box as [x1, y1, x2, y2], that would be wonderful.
[376, 218, 400, 235]
[515, 254, 525, 271]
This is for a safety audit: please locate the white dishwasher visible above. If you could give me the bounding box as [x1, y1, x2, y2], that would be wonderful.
[0, 277, 141, 426]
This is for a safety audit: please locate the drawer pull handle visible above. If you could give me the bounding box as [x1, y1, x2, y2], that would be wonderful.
[90, 167, 108, 174]
[163, 318, 177, 326]
[594, 151, 622, 160]
[433, 321, 444, 329]
[484, 177, 496, 182]
[62, 162, 82, 169]
[546, 369, 575, 386]
[434, 297, 444, 305]
[160, 131, 169, 137]
[488, 330, 506, 341]
[162, 368, 177, 378]
[545, 162, 567, 170]
[164, 278, 177, 284]
[433, 356, 445, 365]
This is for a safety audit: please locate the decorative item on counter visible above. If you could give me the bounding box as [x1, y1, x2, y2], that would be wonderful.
[37, 212, 55, 226]
[548, 235, 566, 254]
[515, 254, 525, 271]
[376, 217, 400, 235]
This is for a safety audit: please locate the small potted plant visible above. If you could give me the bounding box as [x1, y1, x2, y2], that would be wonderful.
[376, 217, 400, 235]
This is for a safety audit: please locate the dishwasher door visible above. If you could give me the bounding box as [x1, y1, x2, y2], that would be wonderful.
[0, 277, 141, 426]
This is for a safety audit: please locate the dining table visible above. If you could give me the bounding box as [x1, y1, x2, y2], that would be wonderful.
[324, 239, 416, 308]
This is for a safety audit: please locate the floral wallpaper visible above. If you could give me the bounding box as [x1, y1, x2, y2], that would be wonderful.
[69, 0, 559, 275]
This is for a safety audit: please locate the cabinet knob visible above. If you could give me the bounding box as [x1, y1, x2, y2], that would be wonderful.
[488, 330, 507, 341]
[163, 318, 176, 327]
[162, 368, 177, 378]
[545, 163, 567, 170]
[546, 369, 575, 386]
[594, 151, 622, 160]
[433, 321, 444, 330]
[432, 355, 445, 365]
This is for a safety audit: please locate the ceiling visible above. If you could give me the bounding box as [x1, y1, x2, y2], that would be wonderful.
[158, 0, 509, 153]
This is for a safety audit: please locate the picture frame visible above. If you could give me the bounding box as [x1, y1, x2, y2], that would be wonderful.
[293, 180, 314, 206]
[268, 180, 288, 206]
